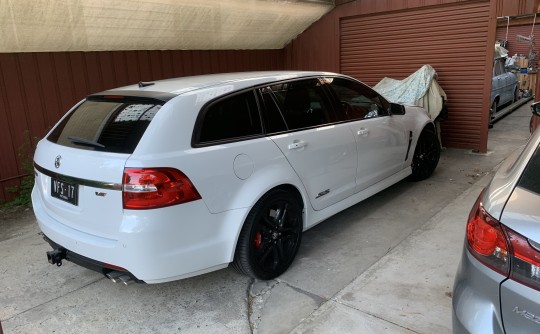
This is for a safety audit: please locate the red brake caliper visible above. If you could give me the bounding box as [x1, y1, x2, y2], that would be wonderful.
[254, 231, 262, 249]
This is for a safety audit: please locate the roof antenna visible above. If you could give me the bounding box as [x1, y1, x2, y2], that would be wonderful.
[138, 81, 155, 88]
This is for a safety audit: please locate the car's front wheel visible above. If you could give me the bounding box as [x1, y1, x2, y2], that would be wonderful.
[410, 129, 440, 181]
[232, 189, 303, 280]
[491, 100, 498, 119]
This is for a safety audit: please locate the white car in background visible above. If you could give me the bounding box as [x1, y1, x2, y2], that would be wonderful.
[32, 71, 439, 284]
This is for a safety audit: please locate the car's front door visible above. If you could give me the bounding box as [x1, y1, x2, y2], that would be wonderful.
[325, 77, 409, 192]
[261, 79, 358, 211]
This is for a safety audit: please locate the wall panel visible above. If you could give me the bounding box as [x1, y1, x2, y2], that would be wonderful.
[496, 0, 538, 17]
[496, 24, 540, 59]
[0, 49, 283, 203]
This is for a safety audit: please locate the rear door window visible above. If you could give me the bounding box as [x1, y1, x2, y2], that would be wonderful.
[47, 98, 162, 154]
[266, 79, 336, 130]
[259, 88, 288, 134]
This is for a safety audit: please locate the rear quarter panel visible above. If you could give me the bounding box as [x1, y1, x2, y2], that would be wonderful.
[130, 94, 306, 216]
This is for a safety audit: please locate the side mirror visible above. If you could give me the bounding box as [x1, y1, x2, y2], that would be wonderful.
[389, 103, 405, 115]
[532, 102, 540, 116]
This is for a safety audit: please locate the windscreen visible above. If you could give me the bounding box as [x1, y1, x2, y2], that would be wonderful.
[47, 98, 162, 154]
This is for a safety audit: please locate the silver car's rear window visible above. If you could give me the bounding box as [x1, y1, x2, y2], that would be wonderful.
[47, 98, 162, 154]
[518, 144, 540, 195]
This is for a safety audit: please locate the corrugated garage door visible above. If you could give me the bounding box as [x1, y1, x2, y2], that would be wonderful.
[340, 1, 491, 150]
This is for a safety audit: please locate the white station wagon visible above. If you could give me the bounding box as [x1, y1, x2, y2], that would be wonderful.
[32, 71, 440, 284]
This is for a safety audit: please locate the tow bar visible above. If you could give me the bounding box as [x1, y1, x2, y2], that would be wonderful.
[46, 248, 67, 267]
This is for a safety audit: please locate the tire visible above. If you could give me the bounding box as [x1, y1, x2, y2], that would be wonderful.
[513, 87, 519, 103]
[232, 189, 303, 280]
[489, 100, 497, 128]
[409, 129, 440, 181]
[490, 100, 498, 119]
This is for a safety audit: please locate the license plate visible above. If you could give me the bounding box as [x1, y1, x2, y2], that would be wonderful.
[51, 177, 79, 206]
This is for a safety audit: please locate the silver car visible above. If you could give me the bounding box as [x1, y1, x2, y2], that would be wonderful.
[453, 128, 540, 333]
[490, 57, 519, 125]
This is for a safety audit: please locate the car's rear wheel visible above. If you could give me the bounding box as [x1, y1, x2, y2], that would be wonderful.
[410, 129, 440, 181]
[232, 189, 303, 280]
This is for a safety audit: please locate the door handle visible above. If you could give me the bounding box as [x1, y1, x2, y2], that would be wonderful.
[288, 141, 307, 150]
[357, 128, 369, 136]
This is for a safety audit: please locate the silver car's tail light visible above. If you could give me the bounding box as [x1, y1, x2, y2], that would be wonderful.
[467, 191, 540, 291]
[504, 228, 540, 291]
[466, 191, 510, 276]
[123, 168, 201, 210]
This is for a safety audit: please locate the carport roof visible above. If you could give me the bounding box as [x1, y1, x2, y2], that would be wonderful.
[0, 0, 334, 53]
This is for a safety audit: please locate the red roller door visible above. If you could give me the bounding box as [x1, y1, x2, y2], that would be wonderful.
[340, 1, 492, 150]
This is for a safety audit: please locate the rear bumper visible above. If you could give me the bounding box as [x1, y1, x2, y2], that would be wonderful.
[42, 234, 143, 283]
[452, 245, 506, 334]
[32, 185, 249, 283]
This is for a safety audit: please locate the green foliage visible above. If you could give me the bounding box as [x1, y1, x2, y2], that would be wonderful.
[2, 132, 36, 208]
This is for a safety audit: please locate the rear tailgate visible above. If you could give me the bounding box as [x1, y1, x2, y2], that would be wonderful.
[33, 95, 165, 241]
[34, 141, 126, 240]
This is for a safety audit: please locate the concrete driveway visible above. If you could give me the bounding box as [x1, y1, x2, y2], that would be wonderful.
[0, 102, 532, 334]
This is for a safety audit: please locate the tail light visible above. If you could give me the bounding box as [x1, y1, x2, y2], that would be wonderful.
[505, 228, 540, 291]
[466, 191, 510, 276]
[123, 168, 201, 210]
[467, 190, 540, 291]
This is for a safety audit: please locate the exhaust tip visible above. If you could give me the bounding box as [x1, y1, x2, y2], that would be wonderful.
[106, 271, 133, 285]
[119, 275, 134, 285]
[106, 271, 123, 283]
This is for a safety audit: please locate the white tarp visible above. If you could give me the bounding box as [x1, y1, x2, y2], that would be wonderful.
[373, 64, 447, 120]
[494, 43, 509, 59]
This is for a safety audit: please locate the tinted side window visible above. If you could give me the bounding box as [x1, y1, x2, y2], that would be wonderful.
[47, 99, 161, 154]
[260, 88, 288, 133]
[268, 79, 335, 130]
[327, 77, 389, 120]
[518, 145, 540, 195]
[199, 91, 262, 143]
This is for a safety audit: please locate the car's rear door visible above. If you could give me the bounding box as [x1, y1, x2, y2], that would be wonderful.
[263, 78, 358, 211]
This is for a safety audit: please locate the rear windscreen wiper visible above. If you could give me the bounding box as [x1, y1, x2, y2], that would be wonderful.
[68, 136, 106, 149]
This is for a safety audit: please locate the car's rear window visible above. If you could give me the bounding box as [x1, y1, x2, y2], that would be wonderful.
[47, 99, 162, 154]
[518, 144, 540, 195]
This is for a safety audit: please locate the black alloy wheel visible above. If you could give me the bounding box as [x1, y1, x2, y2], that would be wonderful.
[409, 129, 440, 181]
[232, 189, 303, 280]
